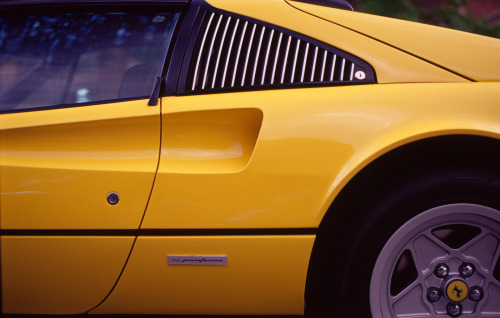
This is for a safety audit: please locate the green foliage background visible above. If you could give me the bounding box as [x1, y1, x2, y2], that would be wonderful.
[350, 0, 500, 38]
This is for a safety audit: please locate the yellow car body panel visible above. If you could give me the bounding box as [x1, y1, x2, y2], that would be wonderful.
[0, 100, 159, 313]
[205, 0, 468, 84]
[288, 0, 500, 82]
[141, 83, 500, 230]
[1, 236, 134, 314]
[0, 100, 160, 229]
[91, 235, 315, 315]
[1, 0, 500, 316]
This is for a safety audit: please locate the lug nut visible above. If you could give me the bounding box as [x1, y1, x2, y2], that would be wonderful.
[427, 287, 441, 302]
[447, 302, 462, 316]
[434, 263, 449, 278]
[459, 263, 475, 278]
[469, 286, 483, 302]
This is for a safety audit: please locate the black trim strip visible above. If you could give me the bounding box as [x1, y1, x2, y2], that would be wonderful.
[0, 229, 138, 236]
[142, 228, 318, 235]
[292, 0, 353, 11]
[0, 97, 151, 115]
[0, 228, 317, 236]
[0, 315, 303, 318]
[163, 0, 204, 95]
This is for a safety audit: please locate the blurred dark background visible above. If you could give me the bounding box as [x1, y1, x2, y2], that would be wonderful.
[351, 0, 500, 38]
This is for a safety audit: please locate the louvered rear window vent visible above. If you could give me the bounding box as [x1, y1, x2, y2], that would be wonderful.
[185, 11, 375, 93]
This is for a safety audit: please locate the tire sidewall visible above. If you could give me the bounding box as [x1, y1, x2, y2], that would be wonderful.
[330, 169, 500, 317]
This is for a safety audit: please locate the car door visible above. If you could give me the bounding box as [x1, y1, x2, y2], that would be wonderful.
[0, 3, 182, 314]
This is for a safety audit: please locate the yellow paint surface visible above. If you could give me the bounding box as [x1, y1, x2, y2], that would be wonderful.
[143, 83, 500, 230]
[287, 0, 500, 82]
[0, 100, 160, 229]
[92, 235, 315, 315]
[1, 236, 134, 314]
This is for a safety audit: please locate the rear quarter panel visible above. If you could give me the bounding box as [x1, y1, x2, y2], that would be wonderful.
[144, 83, 500, 229]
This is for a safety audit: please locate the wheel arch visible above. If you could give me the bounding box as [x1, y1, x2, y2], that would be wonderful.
[305, 134, 500, 315]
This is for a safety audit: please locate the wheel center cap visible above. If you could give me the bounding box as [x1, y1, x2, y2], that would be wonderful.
[446, 279, 468, 302]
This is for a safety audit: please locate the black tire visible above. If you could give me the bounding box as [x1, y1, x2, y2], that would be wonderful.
[307, 168, 500, 317]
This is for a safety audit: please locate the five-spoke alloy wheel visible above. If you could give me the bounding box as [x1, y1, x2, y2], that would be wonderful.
[370, 204, 500, 317]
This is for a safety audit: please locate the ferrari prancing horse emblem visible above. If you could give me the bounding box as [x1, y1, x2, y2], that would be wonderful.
[446, 280, 468, 302]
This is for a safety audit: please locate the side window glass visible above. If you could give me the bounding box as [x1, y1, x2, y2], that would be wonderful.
[0, 9, 180, 113]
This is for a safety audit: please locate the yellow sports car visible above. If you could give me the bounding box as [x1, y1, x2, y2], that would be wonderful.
[1, 0, 499, 317]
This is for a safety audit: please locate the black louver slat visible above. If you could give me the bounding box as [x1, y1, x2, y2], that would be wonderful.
[186, 12, 375, 93]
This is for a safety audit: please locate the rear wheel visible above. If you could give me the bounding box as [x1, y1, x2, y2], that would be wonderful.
[371, 203, 500, 317]
[308, 168, 500, 317]
[361, 170, 500, 317]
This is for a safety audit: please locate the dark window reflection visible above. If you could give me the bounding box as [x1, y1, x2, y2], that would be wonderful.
[0, 10, 180, 112]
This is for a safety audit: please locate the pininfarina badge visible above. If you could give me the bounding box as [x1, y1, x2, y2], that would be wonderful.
[167, 256, 228, 265]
